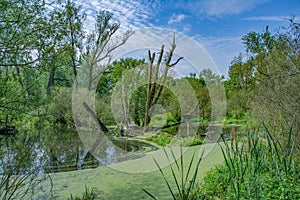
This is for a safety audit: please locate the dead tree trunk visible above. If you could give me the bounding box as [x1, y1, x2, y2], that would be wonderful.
[143, 33, 183, 128]
[82, 101, 108, 133]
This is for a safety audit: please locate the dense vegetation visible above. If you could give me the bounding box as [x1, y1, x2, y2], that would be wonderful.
[0, 0, 299, 199]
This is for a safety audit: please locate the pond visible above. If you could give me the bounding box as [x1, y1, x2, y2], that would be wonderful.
[0, 130, 158, 174]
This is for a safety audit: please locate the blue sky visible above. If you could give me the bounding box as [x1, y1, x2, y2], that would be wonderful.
[80, 0, 300, 76]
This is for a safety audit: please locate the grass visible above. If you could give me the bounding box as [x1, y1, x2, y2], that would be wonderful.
[69, 186, 97, 200]
[144, 120, 300, 199]
[200, 121, 300, 199]
[143, 147, 204, 199]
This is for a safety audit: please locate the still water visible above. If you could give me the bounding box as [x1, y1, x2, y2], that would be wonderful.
[0, 130, 158, 174]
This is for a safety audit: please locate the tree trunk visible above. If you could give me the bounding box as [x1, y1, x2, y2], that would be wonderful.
[144, 51, 155, 128]
[47, 64, 56, 96]
[82, 101, 108, 133]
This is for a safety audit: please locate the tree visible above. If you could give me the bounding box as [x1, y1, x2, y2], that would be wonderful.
[96, 58, 146, 127]
[232, 19, 300, 154]
[143, 34, 183, 128]
[185, 74, 210, 121]
[242, 21, 299, 125]
[45, 0, 85, 95]
[73, 10, 132, 135]
[0, 0, 85, 127]
[79, 11, 132, 91]
[225, 53, 255, 117]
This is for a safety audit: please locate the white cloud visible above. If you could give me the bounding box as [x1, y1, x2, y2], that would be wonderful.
[180, 0, 269, 18]
[168, 14, 186, 24]
[183, 25, 191, 32]
[80, 0, 157, 32]
[243, 16, 292, 22]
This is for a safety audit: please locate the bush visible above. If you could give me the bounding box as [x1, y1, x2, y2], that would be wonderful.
[145, 133, 172, 146]
[163, 112, 181, 135]
[46, 87, 74, 127]
[200, 164, 229, 199]
[190, 135, 204, 146]
[200, 122, 300, 199]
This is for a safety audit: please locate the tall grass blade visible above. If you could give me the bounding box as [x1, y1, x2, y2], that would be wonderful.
[264, 122, 282, 163]
[153, 158, 177, 199]
[187, 150, 204, 196]
[142, 188, 157, 200]
[164, 148, 182, 199]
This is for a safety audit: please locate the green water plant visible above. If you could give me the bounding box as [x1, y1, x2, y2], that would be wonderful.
[69, 186, 97, 200]
[143, 147, 204, 199]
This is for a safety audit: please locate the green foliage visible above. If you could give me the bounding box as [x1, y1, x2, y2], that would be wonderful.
[69, 186, 97, 200]
[146, 133, 173, 146]
[46, 87, 74, 127]
[200, 164, 229, 199]
[200, 122, 300, 199]
[190, 135, 204, 146]
[163, 112, 181, 134]
[0, 0, 85, 128]
[143, 148, 204, 200]
[149, 113, 168, 126]
[95, 94, 116, 126]
[185, 74, 211, 121]
[96, 58, 146, 126]
[97, 58, 146, 96]
[224, 110, 251, 124]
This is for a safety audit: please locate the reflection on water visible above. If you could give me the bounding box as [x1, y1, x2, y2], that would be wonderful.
[0, 131, 158, 174]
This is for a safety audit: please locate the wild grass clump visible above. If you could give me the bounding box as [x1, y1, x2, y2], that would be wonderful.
[69, 186, 97, 200]
[200, 122, 300, 199]
[143, 147, 204, 199]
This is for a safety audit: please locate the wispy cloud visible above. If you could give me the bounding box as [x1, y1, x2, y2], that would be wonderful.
[183, 25, 192, 32]
[80, 0, 158, 31]
[243, 16, 293, 22]
[179, 0, 269, 18]
[168, 14, 186, 24]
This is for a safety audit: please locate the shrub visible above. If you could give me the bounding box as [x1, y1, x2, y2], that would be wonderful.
[200, 164, 229, 199]
[200, 122, 300, 199]
[146, 133, 172, 146]
[164, 112, 181, 135]
[47, 87, 74, 127]
[190, 135, 204, 146]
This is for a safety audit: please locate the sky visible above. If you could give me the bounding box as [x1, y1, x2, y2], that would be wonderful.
[79, 0, 300, 76]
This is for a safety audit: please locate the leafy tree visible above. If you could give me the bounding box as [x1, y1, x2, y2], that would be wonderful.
[225, 53, 255, 119]
[45, 0, 85, 95]
[242, 21, 299, 127]
[185, 74, 210, 121]
[96, 58, 146, 126]
[0, 0, 84, 128]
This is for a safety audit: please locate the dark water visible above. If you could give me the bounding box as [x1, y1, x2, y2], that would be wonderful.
[0, 131, 158, 174]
